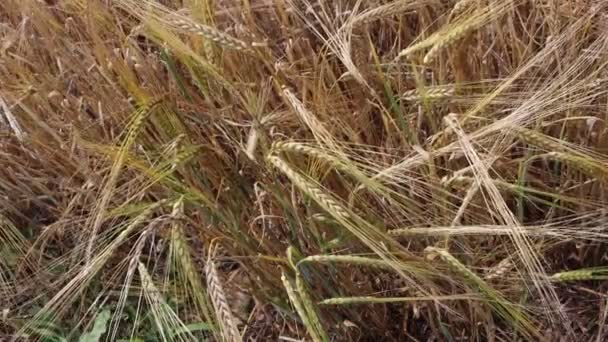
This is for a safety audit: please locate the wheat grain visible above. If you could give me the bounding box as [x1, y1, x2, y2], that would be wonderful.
[485, 257, 514, 280]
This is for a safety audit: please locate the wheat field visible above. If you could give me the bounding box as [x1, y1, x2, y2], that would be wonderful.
[2, 0, 608, 340]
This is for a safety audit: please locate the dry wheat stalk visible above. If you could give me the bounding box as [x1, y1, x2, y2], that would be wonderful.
[205, 246, 242, 342]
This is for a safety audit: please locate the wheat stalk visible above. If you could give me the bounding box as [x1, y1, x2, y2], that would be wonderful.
[205, 245, 242, 342]
[85, 98, 163, 264]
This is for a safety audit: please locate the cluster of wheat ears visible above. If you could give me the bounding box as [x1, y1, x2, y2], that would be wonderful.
[2, 0, 608, 340]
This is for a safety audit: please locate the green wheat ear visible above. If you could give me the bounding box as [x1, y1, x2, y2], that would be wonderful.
[424, 247, 540, 340]
[169, 197, 217, 335]
[549, 267, 608, 282]
[281, 271, 329, 342]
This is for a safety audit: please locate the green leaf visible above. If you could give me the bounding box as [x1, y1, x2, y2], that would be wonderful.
[78, 309, 111, 342]
[170, 322, 213, 338]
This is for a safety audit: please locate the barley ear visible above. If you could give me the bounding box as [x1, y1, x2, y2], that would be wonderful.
[282, 272, 329, 342]
[205, 245, 242, 342]
[424, 247, 539, 339]
[549, 267, 608, 282]
[169, 197, 217, 333]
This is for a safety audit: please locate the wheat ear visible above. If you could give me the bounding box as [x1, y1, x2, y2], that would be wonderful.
[169, 198, 217, 332]
[281, 272, 328, 342]
[424, 247, 538, 339]
[351, 0, 422, 26]
[401, 86, 455, 102]
[450, 0, 475, 18]
[205, 245, 242, 342]
[320, 294, 477, 305]
[168, 18, 252, 51]
[549, 267, 608, 282]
